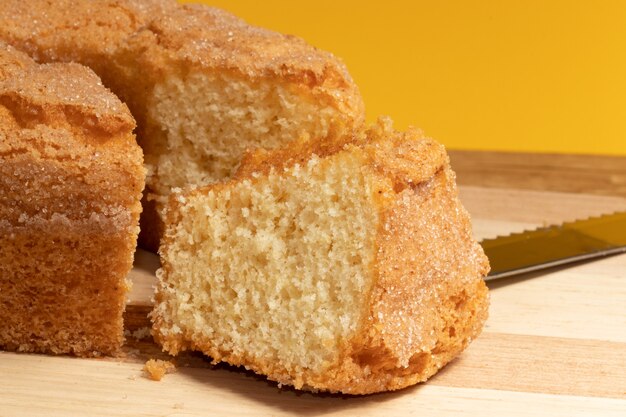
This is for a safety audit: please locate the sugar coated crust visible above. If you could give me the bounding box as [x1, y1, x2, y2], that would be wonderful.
[0, 42, 145, 356]
[0, 0, 360, 90]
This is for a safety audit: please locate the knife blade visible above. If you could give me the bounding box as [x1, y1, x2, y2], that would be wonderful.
[480, 211, 626, 281]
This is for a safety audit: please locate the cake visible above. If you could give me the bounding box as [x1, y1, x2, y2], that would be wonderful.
[151, 118, 490, 394]
[0, 0, 365, 251]
[0, 42, 145, 356]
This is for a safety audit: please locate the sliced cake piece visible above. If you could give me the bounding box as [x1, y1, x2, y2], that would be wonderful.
[0, 0, 365, 251]
[151, 119, 489, 394]
[0, 43, 145, 356]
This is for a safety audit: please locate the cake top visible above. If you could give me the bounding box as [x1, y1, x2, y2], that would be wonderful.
[0, 0, 149, 63]
[236, 117, 449, 191]
[0, 0, 359, 94]
[144, 2, 355, 88]
[0, 42, 135, 137]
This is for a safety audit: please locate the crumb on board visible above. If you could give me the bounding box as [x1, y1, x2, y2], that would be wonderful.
[143, 359, 176, 381]
[124, 327, 152, 340]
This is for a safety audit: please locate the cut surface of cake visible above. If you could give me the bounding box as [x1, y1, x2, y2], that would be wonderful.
[0, 0, 365, 251]
[0, 42, 145, 356]
[151, 119, 489, 394]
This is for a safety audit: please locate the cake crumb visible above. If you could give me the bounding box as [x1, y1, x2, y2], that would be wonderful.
[125, 327, 152, 340]
[143, 359, 176, 381]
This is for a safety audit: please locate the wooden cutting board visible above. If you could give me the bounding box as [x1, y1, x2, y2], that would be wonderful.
[1, 186, 625, 416]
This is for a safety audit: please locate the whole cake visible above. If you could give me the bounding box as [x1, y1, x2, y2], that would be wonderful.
[0, 43, 145, 356]
[0, 0, 365, 251]
[151, 118, 490, 394]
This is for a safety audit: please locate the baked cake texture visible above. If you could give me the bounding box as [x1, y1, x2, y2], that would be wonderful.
[0, 42, 145, 356]
[0, 0, 365, 251]
[151, 118, 490, 394]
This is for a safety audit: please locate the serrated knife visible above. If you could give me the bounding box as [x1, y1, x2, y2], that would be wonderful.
[481, 211, 626, 281]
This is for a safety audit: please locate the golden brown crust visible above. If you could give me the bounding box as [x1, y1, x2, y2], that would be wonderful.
[0, 64, 134, 136]
[309, 167, 489, 394]
[0, 0, 359, 90]
[0, 42, 145, 356]
[233, 125, 360, 180]
[234, 118, 447, 186]
[0, 1, 153, 67]
[154, 119, 489, 393]
[142, 2, 359, 91]
[0, 42, 135, 137]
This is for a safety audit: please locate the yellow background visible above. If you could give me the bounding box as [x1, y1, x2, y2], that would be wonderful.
[187, 1, 626, 155]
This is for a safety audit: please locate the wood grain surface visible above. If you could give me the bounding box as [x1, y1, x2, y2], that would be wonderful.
[1, 153, 625, 416]
[450, 150, 626, 198]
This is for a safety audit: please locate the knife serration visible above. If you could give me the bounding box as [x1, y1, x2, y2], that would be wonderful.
[480, 211, 626, 281]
